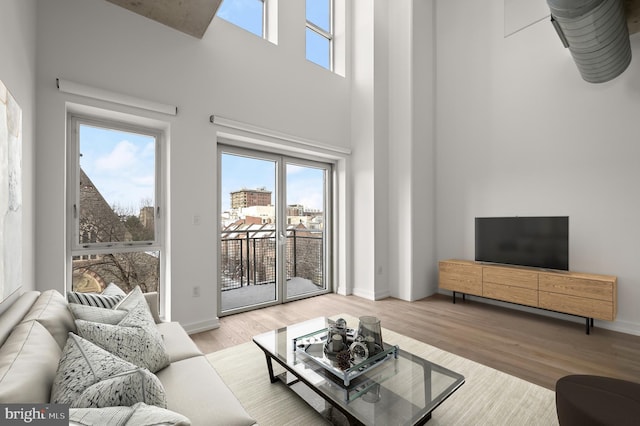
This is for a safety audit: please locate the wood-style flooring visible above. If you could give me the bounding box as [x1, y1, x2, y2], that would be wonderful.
[190, 293, 640, 391]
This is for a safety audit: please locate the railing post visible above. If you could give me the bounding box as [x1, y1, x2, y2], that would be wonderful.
[253, 236, 257, 286]
[239, 238, 244, 287]
[293, 229, 297, 278]
[245, 231, 250, 287]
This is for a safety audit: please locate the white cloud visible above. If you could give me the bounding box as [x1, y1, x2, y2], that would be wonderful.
[95, 140, 138, 172]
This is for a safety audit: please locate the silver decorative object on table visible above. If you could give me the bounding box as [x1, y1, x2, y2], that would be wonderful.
[293, 317, 399, 388]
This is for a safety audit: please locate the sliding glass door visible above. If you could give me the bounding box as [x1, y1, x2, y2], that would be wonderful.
[218, 146, 331, 315]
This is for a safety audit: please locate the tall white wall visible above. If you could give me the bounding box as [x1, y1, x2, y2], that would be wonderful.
[35, 0, 351, 329]
[436, 0, 640, 335]
[0, 0, 37, 315]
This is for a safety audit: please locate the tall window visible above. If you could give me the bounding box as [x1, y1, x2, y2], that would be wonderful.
[67, 115, 164, 296]
[306, 0, 333, 70]
[217, 0, 266, 38]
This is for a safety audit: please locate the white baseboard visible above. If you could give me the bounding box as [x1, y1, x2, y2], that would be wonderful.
[182, 317, 220, 335]
[599, 319, 640, 336]
[352, 287, 391, 301]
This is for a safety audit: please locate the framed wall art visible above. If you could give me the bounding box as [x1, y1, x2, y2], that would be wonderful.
[0, 79, 22, 302]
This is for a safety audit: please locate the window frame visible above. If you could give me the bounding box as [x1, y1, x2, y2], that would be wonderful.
[217, 143, 335, 316]
[305, 0, 335, 71]
[66, 113, 165, 291]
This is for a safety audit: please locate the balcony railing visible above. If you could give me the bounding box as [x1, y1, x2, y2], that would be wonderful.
[220, 228, 323, 291]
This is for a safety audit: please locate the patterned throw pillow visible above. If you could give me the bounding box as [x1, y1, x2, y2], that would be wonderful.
[67, 292, 123, 309]
[69, 402, 191, 426]
[67, 283, 127, 308]
[75, 302, 170, 373]
[51, 333, 166, 408]
[68, 304, 128, 325]
[73, 369, 166, 409]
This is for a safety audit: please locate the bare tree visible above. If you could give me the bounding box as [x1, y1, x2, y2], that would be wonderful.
[73, 187, 159, 293]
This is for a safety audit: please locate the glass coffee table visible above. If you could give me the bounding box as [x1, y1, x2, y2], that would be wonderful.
[252, 317, 465, 425]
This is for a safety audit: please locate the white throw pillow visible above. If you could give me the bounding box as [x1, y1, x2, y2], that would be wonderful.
[101, 283, 127, 297]
[114, 286, 146, 312]
[68, 303, 128, 325]
[51, 334, 166, 408]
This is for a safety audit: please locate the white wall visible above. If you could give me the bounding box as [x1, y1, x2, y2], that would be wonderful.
[35, 0, 351, 329]
[0, 0, 37, 315]
[436, 0, 640, 335]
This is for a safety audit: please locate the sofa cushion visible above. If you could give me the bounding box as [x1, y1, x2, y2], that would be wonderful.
[51, 333, 166, 408]
[156, 356, 256, 426]
[156, 322, 203, 363]
[0, 320, 61, 403]
[69, 402, 191, 426]
[73, 368, 167, 409]
[21, 290, 76, 349]
[75, 302, 169, 373]
[69, 303, 128, 325]
[142, 292, 161, 324]
[0, 291, 40, 347]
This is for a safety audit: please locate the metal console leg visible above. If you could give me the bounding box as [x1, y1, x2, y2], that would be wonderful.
[585, 318, 594, 335]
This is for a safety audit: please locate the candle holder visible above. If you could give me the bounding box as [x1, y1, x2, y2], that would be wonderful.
[356, 316, 384, 356]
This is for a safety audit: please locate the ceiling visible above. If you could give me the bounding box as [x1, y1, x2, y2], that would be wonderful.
[107, 0, 640, 39]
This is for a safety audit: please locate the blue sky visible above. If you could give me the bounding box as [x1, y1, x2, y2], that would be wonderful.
[80, 125, 155, 212]
[221, 153, 325, 212]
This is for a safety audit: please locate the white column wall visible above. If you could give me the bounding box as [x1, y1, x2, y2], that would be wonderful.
[410, 0, 437, 300]
[351, 0, 437, 302]
[35, 0, 351, 329]
[435, 0, 640, 335]
[351, 0, 383, 299]
[384, 0, 437, 301]
[0, 0, 37, 315]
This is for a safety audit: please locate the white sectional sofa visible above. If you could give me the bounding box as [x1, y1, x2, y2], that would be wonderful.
[0, 289, 256, 425]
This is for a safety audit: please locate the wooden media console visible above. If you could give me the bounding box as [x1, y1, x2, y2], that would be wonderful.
[438, 259, 617, 334]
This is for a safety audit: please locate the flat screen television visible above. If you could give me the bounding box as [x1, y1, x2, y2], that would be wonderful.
[475, 216, 569, 271]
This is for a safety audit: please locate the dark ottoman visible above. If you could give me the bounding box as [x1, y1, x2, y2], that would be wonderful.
[556, 375, 640, 426]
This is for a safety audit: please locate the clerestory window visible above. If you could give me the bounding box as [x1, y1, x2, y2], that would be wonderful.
[306, 0, 333, 70]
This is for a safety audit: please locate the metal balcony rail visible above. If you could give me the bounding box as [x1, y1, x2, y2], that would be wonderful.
[220, 228, 323, 290]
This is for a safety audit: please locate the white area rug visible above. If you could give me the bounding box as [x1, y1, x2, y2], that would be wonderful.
[207, 315, 559, 426]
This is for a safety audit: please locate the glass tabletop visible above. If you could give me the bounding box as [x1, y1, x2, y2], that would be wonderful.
[253, 317, 465, 426]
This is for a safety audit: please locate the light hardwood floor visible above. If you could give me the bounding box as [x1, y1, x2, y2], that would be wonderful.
[190, 293, 640, 391]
